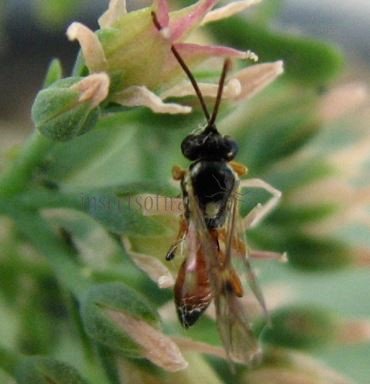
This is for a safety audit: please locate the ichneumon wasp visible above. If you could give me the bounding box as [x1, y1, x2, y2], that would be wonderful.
[148, 10, 283, 365]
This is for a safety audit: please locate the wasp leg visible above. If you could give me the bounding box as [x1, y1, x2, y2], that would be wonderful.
[239, 178, 282, 229]
[229, 161, 248, 176]
[122, 237, 175, 288]
[217, 227, 245, 256]
[166, 216, 188, 260]
[218, 227, 286, 262]
[249, 249, 288, 263]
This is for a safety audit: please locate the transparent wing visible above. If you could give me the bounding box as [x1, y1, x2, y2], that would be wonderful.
[229, 189, 269, 320]
[215, 285, 262, 365]
[187, 182, 261, 365]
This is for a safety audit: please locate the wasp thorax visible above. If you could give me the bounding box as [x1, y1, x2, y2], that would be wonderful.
[181, 128, 238, 161]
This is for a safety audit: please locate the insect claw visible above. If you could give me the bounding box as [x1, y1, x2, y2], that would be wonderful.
[166, 246, 177, 261]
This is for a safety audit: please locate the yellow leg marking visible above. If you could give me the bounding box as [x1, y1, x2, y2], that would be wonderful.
[172, 165, 186, 181]
[229, 161, 248, 176]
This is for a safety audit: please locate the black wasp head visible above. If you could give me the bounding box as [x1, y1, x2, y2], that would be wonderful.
[181, 125, 238, 162]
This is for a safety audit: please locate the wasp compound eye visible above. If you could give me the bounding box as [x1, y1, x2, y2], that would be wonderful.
[181, 134, 201, 160]
[222, 136, 238, 161]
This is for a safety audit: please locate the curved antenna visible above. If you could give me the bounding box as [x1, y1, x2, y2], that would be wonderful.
[207, 58, 231, 130]
[151, 11, 211, 121]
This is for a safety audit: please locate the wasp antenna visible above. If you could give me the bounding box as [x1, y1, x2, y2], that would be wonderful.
[151, 11, 211, 121]
[207, 59, 231, 130]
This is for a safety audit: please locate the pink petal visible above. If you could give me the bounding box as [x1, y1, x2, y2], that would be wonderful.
[175, 42, 248, 61]
[232, 61, 284, 101]
[201, 0, 261, 25]
[170, 0, 217, 41]
[71, 73, 110, 107]
[152, 0, 170, 28]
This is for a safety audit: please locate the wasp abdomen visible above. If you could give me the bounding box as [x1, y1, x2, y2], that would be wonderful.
[174, 248, 213, 328]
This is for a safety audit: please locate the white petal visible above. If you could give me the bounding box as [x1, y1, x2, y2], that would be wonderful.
[201, 0, 262, 25]
[161, 78, 242, 99]
[232, 61, 284, 101]
[71, 72, 110, 107]
[113, 86, 192, 114]
[66, 22, 107, 72]
[122, 237, 175, 289]
[98, 0, 127, 28]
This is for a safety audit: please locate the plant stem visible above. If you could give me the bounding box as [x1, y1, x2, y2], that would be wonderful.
[0, 130, 52, 197]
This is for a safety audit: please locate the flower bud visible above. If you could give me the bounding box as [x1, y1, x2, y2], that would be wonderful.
[15, 356, 88, 384]
[32, 73, 109, 141]
[80, 282, 187, 372]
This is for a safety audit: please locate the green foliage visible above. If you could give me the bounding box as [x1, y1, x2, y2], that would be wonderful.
[0, 1, 368, 383]
[33, 0, 82, 28]
[260, 306, 338, 349]
[15, 356, 89, 384]
[206, 16, 344, 86]
[80, 283, 159, 358]
[43, 59, 64, 88]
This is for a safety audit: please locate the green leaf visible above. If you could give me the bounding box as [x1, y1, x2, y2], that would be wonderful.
[33, 0, 80, 28]
[43, 59, 63, 88]
[80, 282, 158, 358]
[79, 191, 168, 236]
[267, 159, 334, 192]
[269, 203, 339, 225]
[250, 227, 353, 271]
[285, 234, 353, 271]
[259, 305, 338, 349]
[206, 16, 344, 85]
[15, 356, 89, 384]
[235, 90, 320, 173]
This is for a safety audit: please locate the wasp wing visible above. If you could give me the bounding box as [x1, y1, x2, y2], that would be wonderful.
[228, 187, 269, 320]
[173, 216, 214, 328]
[172, 174, 215, 328]
[187, 182, 261, 365]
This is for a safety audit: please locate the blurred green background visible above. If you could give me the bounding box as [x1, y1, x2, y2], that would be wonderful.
[1, 1, 370, 383]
